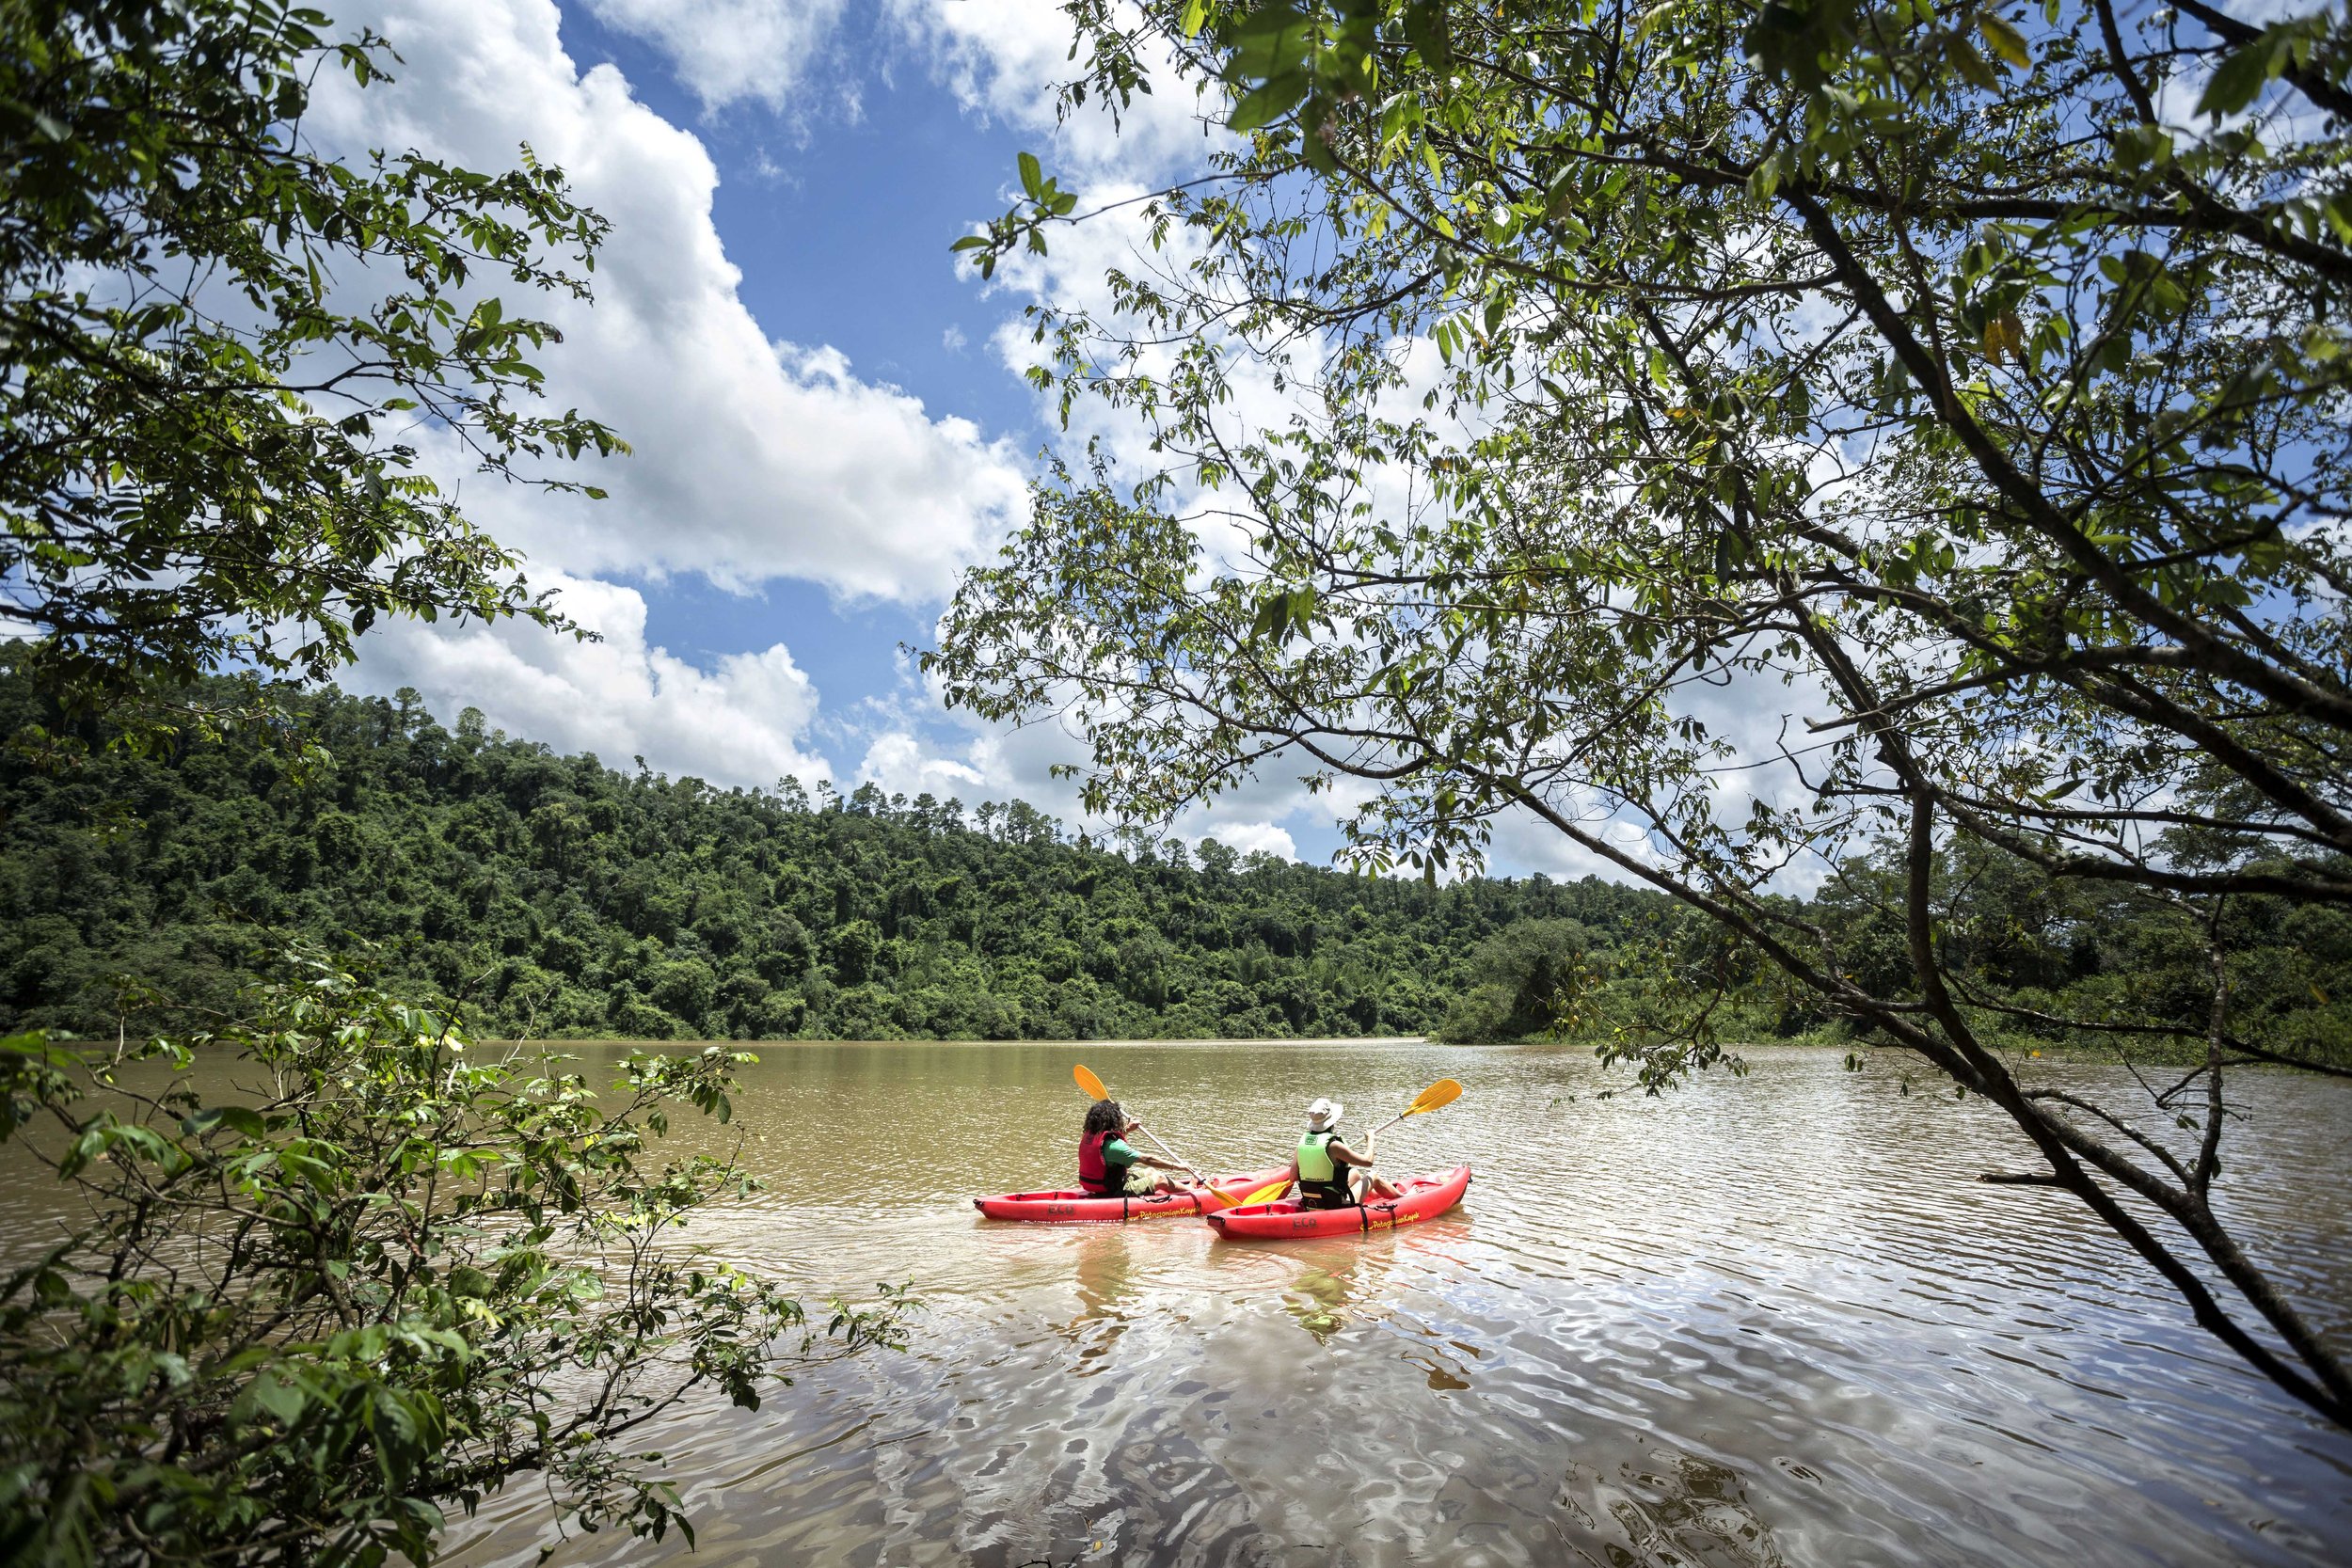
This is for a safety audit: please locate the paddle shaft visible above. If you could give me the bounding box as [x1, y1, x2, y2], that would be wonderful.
[1130, 1120, 1202, 1180]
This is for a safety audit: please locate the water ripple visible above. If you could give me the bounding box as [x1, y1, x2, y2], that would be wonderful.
[422, 1041, 2351, 1567]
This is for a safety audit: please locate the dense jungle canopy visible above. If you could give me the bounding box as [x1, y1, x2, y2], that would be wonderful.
[5, 670, 2345, 1060]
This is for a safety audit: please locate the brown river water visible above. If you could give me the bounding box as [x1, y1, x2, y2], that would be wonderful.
[18, 1038, 2352, 1566]
[432, 1039, 2352, 1568]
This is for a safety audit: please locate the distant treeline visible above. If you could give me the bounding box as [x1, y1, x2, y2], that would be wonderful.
[0, 677, 1677, 1041]
[4, 674, 2347, 1061]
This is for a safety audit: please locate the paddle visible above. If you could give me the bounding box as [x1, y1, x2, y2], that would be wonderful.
[1213, 1174, 1296, 1212]
[1363, 1078, 1464, 1144]
[1208, 1078, 1467, 1212]
[1072, 1063, 1203, 1182]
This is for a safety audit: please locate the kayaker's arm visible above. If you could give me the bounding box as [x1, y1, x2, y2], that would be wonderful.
[1327, 1137, 1402, 1199]
[1123, 1120, 1201, 1181]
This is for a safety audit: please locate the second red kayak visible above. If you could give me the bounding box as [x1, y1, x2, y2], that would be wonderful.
[974, 1165, 1293, 1224]
[1204, 1164, 1472, 1241]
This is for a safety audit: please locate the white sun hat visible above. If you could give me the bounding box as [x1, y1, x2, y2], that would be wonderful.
[1305, 1097, 1343, 1131]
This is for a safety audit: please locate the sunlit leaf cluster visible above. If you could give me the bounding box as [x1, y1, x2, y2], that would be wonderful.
[0, 952, 907, 1565]
[0, 0, 627, 754]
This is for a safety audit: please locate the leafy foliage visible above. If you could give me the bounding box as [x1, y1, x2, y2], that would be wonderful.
[932, 0, 2352, 1422]
[0, 671, 1684, 1043]
[0, 0, 623, 752]
[0, 954, 907, 1566]
[5, 668, 2341, 1065]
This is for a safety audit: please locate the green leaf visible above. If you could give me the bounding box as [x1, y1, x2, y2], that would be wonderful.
[185, 1104, 267, 1139]
[1229, 70, 1311, 132]
[2197, 33, 2282, 119]
[1740, 0, 1860, 89]
[1978, 14, 2029, 69]
[1017, 150, 1043, 200]
[1248, 591, 1291, 641]
[1947, 38, 2001, 90]
[1402, 0, 1454, 71]
[246, 1372, 309, 1427]
[2112, 123, 2174, 169]
[1230, 1, 1313, 78]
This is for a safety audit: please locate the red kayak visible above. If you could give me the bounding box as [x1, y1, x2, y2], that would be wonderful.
[974, 1165, 1293, 1224]
[1204, 1165, 1472, 1241]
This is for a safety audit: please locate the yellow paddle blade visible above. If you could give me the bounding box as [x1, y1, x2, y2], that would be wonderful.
[1216, 1177, 1293, 1211]
[1073, 1063, 1110, 1101]
[1405, 1078, 1464, 1117]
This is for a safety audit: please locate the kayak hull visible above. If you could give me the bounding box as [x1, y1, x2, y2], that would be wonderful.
[1204, 1164, 1471, 1241]
[974, 1164, 1293, 1224]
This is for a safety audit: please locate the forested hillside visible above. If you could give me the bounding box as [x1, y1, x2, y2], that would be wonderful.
[5, 671, 2347, 1062]
[0, 675, 1677, 1040]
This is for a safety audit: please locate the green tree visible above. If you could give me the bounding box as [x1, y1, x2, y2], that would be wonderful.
[0, 955, 906, 1564]
[1436, 918, 1596, 1042]
[0, 671, 1707, 1048]
[933, 0, 2352, 1423]
[0, 0, 623, 750]
[8, 667, 2341, 1066]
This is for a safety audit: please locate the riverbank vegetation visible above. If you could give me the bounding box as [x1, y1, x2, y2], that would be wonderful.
[0, 671, 1673, 1042]
[0, 956, 905, 1565]
[6, 670, 2346, 1064]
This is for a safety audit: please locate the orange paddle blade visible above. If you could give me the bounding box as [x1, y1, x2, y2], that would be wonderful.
[1073, 1064, 1109, 1101]
[1405, 1078, 1463, 1117]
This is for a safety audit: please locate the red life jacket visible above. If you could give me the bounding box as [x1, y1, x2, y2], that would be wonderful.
[1078, 1129, 1124, 1196]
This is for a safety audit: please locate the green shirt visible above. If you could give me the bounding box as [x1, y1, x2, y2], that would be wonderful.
[1101, 1136, 1137, 1170]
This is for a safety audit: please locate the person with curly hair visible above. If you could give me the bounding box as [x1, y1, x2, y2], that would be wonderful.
[1078, 1098, 1194, 1196]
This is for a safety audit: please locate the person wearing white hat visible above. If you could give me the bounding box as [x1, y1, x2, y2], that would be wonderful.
[1286, 1097, 1401, 1210]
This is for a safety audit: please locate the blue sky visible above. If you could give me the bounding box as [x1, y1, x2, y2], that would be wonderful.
[315, 0, 1370, 867]
[554, 6, 1031, 424]
[552, 6, 1023, 718]
[315, 0, 1669, 879]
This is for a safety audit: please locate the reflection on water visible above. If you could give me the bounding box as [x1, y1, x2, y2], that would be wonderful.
[1555, 1445, 1790, 1568]
[1064, 1230, 1139, 1370]
[1284, 1257, 1360, 1342]
[8, 1039, 2345, 1565]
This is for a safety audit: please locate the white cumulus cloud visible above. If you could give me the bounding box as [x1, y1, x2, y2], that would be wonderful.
[883, 0, 1218, 180]
[580, 0, 850, 115]
[317, 0, 1028, 606]
[578, 0, 1214, 179]
[288, 0, 1048, 792]
[855, 728, 989, 800]
[1196, 820, 1296, 862]
[351, 574, 832, 789]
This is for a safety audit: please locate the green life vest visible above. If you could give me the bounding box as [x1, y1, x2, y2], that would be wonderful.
[1297, 1131, 1354, 1208]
